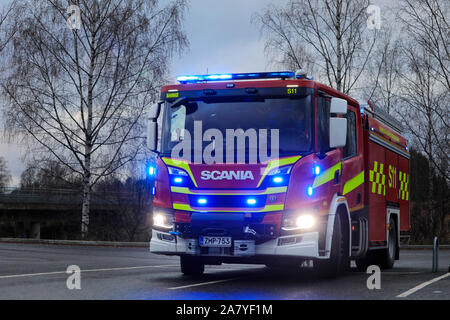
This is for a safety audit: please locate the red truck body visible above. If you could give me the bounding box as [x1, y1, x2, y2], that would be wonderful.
[148, 71, 410, 275]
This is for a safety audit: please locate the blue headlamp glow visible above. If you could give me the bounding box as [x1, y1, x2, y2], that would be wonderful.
[313, 165, 321, 176]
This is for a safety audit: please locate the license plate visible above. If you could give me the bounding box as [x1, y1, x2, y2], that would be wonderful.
[199, 236, 232, 247]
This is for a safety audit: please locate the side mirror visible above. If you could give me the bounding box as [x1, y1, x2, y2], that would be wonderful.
[330, 118, 347, 148]
[147, 121, 158, 151]
[147, 103, 162, 152]
[330, 97, 348, 115]
[329, 97, 348, 148]
[149, 103, 161, 120]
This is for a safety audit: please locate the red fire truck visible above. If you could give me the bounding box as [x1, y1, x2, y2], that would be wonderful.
[147, 71, 410, 277]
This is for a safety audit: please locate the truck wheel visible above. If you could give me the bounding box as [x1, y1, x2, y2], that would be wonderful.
[355, 252, 374, 271]
[356, 218, 397, 271]
[180, 255, 205, 276]
[377, 217, 397, 269]
[315, 214, 349, 278]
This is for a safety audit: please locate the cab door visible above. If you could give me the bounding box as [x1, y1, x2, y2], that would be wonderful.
[340, 106, 364, 212]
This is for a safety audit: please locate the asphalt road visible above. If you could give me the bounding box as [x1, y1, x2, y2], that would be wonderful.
[0, 243, 448, 300]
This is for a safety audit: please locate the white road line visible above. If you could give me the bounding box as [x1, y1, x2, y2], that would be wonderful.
[396, 272, 450, 298]
[168, 278, 241, 290]
[0, 265, 178, 279]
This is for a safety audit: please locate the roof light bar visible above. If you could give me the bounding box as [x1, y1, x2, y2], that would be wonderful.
[177, 71, 295, 84]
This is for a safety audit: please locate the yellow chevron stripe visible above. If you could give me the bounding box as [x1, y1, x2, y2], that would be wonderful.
[170, 186, 287, 195]
[256, 155, 302, 188]
[173, 203, 284, 213]
[313, 162, 342, 188]
[162, 158, 198, 187]
[343, 171, 364, 195]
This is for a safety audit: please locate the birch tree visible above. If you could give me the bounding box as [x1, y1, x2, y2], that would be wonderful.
[254, 0, 377, 94]
[0, 157, 11, 189]
[397, 0, 449, 182]
[1, 0, 188, 238]
[0, 0, 17, 54]
[395, 0, 449, 237]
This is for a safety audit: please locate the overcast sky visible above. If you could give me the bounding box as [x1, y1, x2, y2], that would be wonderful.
[0, 0, 391, 185]
[0, 0, 289, 185]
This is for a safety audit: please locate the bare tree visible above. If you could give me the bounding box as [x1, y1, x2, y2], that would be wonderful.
[254, 0, 377, 94]
[400, 0, 449, 92]
[363, 27, 403, 114]
[0, 0, 17, 54]
[0, 156, 11, 189]
[396, 0, 449, 182]
[1, 0, 188, 238]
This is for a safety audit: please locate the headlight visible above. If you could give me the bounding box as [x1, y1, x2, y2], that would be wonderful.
[296, 214, 315, 229]
[262, 165, 293, 187]
[282, 213, 316, 231]
[153, 212, 174, 230]
[267, 165, 293, 176]
[167, 166, 188, 176]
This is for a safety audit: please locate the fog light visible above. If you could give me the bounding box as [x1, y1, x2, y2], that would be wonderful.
[296, 215, 315, 229]
[198, 198, 207, 205]
[247, 198, 257, 205]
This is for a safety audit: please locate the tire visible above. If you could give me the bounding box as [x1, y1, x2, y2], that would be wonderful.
[377, 217, 397, 269]
[355, 252, 375, 271]
[315, 214, 349, 278]
[356, 217, 397, 271]
[180, 255, 205, 276]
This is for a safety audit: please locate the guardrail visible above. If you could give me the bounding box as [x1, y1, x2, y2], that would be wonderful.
[0, 237, 447, 249]
[401, 244, 450, 249]
[0, 187, 146, 206]
[0, 237, 148, 247]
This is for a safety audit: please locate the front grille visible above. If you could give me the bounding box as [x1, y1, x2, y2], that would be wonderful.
[189, 194, 267, 208]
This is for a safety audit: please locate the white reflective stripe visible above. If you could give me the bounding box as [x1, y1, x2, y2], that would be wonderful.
[396, 272, 450, 298]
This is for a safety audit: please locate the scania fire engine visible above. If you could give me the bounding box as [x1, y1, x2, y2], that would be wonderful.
[147, 71, 410, 277]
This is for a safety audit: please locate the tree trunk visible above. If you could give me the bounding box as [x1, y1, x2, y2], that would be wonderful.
[81, 167, 91, 239]
[335, 1, 343, 92]
[81, 3, 97, 239]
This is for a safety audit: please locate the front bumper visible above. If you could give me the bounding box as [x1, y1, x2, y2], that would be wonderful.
[150, 229, 319, 259]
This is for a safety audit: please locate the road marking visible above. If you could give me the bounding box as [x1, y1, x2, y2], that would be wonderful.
[168, 278, 240, 290]
[0, 265, 178, 279]
[396, 272, 450, 298]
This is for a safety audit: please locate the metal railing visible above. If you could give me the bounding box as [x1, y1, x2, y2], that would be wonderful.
[0, 187, 149, 206]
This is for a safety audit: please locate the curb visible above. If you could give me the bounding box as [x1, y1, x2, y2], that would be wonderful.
[401, 245, 450, 250]
[0, 238, 448, 249]
[0, 238, 148, 248]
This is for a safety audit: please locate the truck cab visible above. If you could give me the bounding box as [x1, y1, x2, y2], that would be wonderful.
[147, 71, 410, 277]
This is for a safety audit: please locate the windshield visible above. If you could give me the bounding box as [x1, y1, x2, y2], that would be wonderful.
[161, 96, 313, 162]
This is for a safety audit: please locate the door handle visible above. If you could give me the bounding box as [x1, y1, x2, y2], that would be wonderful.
[334, 170, 339, 184]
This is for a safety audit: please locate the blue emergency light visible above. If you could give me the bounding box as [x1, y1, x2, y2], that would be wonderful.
[177, 71, 295, 84]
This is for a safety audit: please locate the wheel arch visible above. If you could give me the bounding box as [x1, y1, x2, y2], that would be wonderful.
[387, 207, 400, 260]
[322, 194, 352, 259]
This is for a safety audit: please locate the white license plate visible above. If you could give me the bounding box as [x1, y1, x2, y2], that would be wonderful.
[199, 236, 232, 247]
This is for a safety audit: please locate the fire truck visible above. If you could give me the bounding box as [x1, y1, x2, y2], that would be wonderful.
[147, 71, 410, 277]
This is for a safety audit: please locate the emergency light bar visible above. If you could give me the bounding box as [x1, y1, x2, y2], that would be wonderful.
[177, 71, 295, 84]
